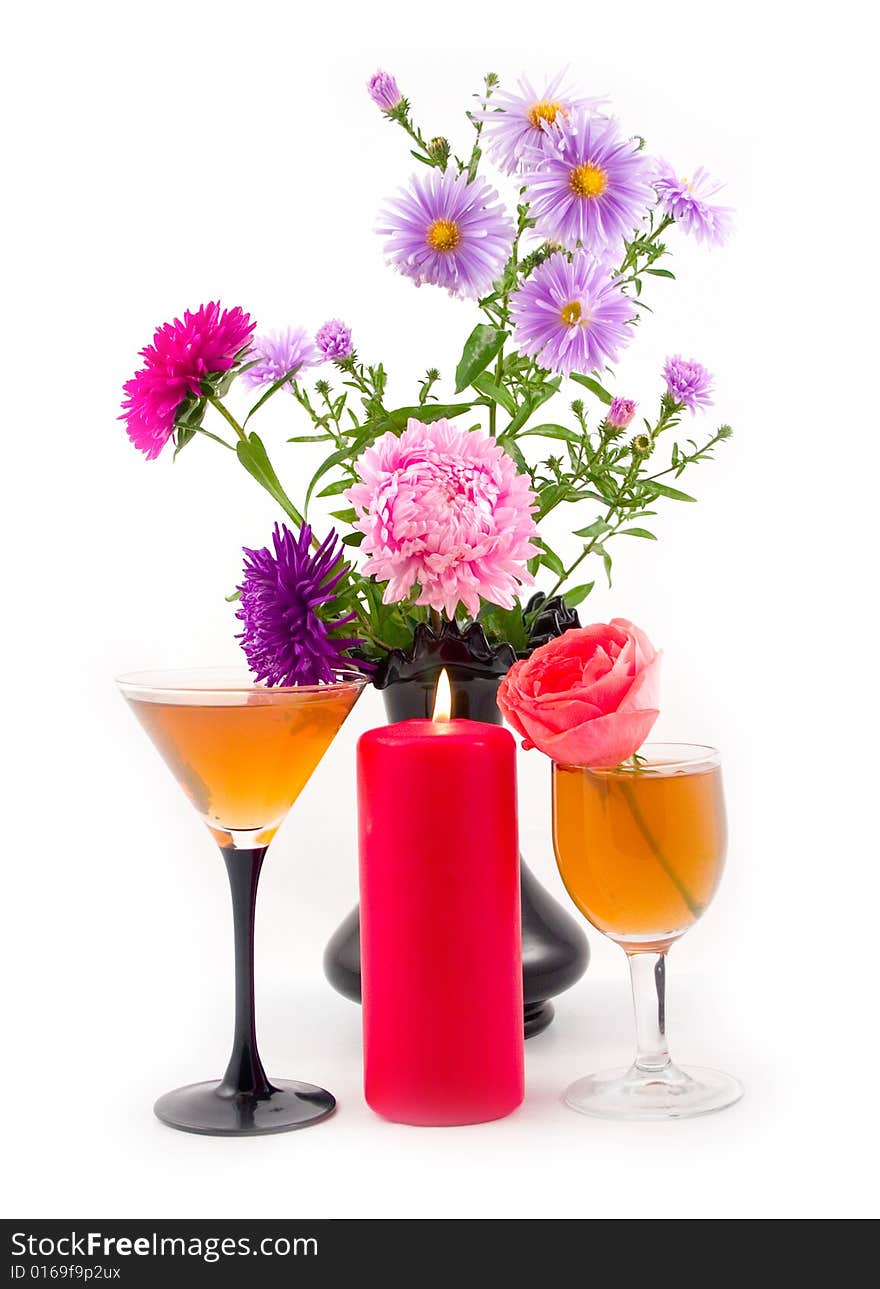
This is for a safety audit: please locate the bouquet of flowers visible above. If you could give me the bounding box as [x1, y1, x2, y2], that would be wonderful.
[121, 68, 733, 684]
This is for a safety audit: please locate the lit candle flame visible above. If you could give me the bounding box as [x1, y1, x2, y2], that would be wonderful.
[432, 669, 452, 722]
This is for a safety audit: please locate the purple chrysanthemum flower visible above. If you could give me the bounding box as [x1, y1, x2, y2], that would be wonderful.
[509, 252, 634, 377]
[315, 319, 354, 361]
[474, 73, 606, 175]
[654, 162, 733, 246]
[606, 397, 637, 429]
[121, 302, 255, 459]
[368, 69, 402, 112]
[377, 169, 514, 299]
[236, 523, 362, 687]
[240, 327, 319, 392]
[663, 355, 714, 413]
[521, 110, 655, 255]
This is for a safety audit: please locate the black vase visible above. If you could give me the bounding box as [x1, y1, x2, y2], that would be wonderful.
[324, 616, 590, 1038]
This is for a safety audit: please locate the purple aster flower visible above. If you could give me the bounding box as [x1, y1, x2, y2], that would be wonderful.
[377, 169, 514, 299]
[663, 355, 714, 413]
[475, 73, 606, 175]
[510, 252, 634, 377]
[606, 397, 637, 429]
[521, 110, 655, 255]
[368, 69, 402, 112]
[315, 319, 353, 361]
[236, 523, 362, 687]
[654, 161, 733, 246]
[240, 327, 319, 392]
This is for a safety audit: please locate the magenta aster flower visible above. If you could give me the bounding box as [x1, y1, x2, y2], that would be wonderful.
[377, 169, 514, 299]
[654, 162, 733, 246]
[475, 73, 606, 175]
[521, 111, 655, 255]
[315, 319, 354, 361]
[368, 69, 402, 112]
[240, 327, 318, 392]
[120, 302, 255, 459]
[347, 418, 538, 618]
[663, 355, 714, 413]
[510, 252, 634, 377]
[236, 523, 361, 687]
[607, 397, 637, 429]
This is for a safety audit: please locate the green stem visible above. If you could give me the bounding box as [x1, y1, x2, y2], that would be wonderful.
[617, 778, 704, 919]
[206, 393, 247, 442]
[546, 506, 618, 599]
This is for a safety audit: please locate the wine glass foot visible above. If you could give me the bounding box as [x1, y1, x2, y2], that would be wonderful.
[154, 1079, 336, 1136]
[563, 1062, 742, 1121]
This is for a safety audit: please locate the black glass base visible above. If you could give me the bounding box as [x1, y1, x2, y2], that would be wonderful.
[153, 1079, 336, 1136]
[523, 1000, 555, 1038]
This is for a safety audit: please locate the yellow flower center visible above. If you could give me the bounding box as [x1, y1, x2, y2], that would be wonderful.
[528, 100, 563, 128]
[569, 162, 608, 199]
[425, 218, 461, 253]
[560, 300, 583, 327]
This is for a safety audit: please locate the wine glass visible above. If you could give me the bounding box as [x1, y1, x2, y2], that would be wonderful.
[552, 743, 742, 1119]
[117, 666, 367, 1135]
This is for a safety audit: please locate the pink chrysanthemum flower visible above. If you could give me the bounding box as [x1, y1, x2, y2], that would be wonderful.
[606, 397, 637, 429]
[347, 418, 539, 618]
[368, 69, 403, 112]
[663, 355, 714, 413]
[121, 302, 255, 459]
[475, 73, 606, 175]
[377, 169, 514, 299]
[240, 327, 318, 391]
[654, 162, 733, 246]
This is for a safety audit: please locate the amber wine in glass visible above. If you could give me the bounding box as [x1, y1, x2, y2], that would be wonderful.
[552, 744, 742, 1119]
[118, 667, 367, 1136]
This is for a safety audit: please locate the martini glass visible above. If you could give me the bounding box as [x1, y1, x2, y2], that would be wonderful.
[552, 744, 743, 1120]
[117, 666, 367, 1136]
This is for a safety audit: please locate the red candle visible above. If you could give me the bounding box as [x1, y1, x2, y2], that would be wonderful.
[357, 673, 524, 1125]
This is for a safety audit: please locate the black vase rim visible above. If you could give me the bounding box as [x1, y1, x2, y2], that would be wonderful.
[372, 620, 517, 690]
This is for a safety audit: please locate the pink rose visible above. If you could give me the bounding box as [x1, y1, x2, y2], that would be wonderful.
[497, 619, 661, 766]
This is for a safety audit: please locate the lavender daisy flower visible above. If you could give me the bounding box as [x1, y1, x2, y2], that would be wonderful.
[315, 319, 353, 361]
[521, 110, 655, 255]
[606, 397, 637, 429]
[236, 523, 362, 687]
[377, 169, 514, 299]
[654, 162, 733, 246]
[240, 327, 319, 392]
[368, 70, 402, 112]
[663, 355, 714, 413]
[475, 73, 606, 175]
[510, 252, 634, 377]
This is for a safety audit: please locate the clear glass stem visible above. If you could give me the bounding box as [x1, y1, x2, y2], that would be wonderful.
[627, 950, 671, 1073]
[218, 846, 273, 1099]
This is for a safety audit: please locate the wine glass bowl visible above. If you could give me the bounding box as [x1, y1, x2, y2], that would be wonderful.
[551, 743, 742, 1120]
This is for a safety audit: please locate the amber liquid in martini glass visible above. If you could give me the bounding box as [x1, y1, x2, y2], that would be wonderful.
[118, 667, 366, 1136]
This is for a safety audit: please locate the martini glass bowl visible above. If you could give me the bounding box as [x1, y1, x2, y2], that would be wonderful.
[117, 666, 367, 1136]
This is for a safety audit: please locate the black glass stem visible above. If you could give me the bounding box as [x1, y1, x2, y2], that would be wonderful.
[152, 843, 337, 1136]
[218, 847, 272, 1099]
[324, 619, 590, 1038]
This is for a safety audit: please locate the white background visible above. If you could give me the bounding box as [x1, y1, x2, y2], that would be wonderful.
[2, 0, 877, 1221]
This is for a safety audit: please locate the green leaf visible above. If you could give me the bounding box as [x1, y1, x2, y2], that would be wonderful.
[563, 582, 595, 607]
[534, 538, 565, 578]
[342, 531, 365, 547]
[225, 589, 242, 603]
[472, 372, 516, 415]
[650, 481, 697, 502]
[518, 423, 581, 444]
[573, 518, 611, 539]
[500, 436, 530, 477]
[477, 600, 528, 652]
[454, 324, 508, 393]
[570, 373, 613, 405]
[287, 433, 334, 443]
[619, 527, 657, 539]
[645, 268, 675, 278]
[172, 425, 197, 459]
[242, 368, 302, 426]
[304, 443, 359, 512]
[317, 479, 351, 498]
[330, 507, 357, 524]
[235, 433, 302, 524]
[387, 403, 473, 428]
